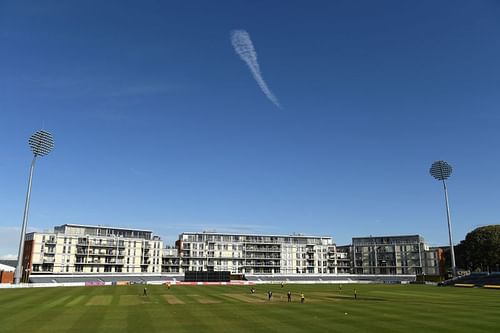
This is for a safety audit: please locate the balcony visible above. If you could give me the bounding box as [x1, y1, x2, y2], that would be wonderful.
[76, 240, 125, 248]
[244, 237, 283, 244]
[245, 254, 280, 259]
[244, 260, 280, 267]
[162, 262, 180, 266]
[244, 263, 281, 267]
[245, 247, 281, 252]
[87, 259, 104, 264]
[77, 252, 123, 257]
[93, 242, 124, 248]
[75, 259, 124, 265]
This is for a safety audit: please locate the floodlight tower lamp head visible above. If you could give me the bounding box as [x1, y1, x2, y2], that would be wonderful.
[28, 130, 54, 157]
[430, 160, 452, 181]
[15, 129, 54, 284]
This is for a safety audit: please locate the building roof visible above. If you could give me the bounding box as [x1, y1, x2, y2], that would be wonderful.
[352, 234, 423, 240]
[56, 223, 153, 233]
[0, 263, 15, 272]
[180, 231, 333, 240]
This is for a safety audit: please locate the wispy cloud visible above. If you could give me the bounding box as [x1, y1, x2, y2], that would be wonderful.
[0, 227, 21, 259]
[0, 254, 17, 260]
[108, 83, 173, 97]
[0, 227, 20, 232]
[0, 226, 46, 259]
[0, 75, 173, 99]
[230, 30, 281, 108]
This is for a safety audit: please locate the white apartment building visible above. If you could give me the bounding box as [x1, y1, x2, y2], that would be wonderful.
[25, 224, 163, 275]
[21, 224, 441, 279]
[177, 232, 337, 274]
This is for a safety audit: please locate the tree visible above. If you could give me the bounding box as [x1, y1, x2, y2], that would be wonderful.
[457, 225, 500, 272]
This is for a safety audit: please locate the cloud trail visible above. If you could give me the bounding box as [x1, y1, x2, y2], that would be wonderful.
[230, 30, 281, 108]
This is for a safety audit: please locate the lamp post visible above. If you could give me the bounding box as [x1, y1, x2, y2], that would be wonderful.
[429, 160, 456, 278]
[14, 130, 54, 284]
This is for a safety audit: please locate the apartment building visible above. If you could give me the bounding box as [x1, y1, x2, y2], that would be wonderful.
[176, 232, 337, 274]
[24, 224, 163, 275]
[162, 247, 180, 273]
[352, 235, 440, 275]
[20, 223, 442, 279]
[335, 245, 352, 274]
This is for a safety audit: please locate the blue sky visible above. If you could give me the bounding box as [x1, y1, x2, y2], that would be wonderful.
[1, 1, 499, 258]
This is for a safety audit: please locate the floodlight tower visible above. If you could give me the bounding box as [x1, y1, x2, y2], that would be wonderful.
[429, 160, 456, 278]
[14, 130, 54, 284]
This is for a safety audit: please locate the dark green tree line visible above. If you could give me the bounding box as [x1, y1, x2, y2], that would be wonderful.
[455, 225, 500, 272]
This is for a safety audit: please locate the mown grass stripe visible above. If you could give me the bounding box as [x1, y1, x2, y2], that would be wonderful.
[1, 284, 499, 333]
[86, 295, 113, 306]
[163, 294, 185, 304]
[0, 287, 74, 332]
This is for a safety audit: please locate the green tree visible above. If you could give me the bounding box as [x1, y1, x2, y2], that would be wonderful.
[458, 225, 500, 272]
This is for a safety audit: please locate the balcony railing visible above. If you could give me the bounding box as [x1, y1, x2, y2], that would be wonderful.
[77, 240, 125, 248]
[76, 251, 124, 256]
[245, 247, 281, 252]
[245, 254, 280, 259]
[75, 259, 124, 265]
[244, 263, 281, 267]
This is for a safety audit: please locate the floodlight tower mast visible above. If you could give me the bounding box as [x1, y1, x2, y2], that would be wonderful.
[429, 160, 456, 278]
[14, 130, 54, 284]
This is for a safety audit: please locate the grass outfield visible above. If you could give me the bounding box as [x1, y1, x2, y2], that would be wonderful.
[0, 284, 499, 333]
